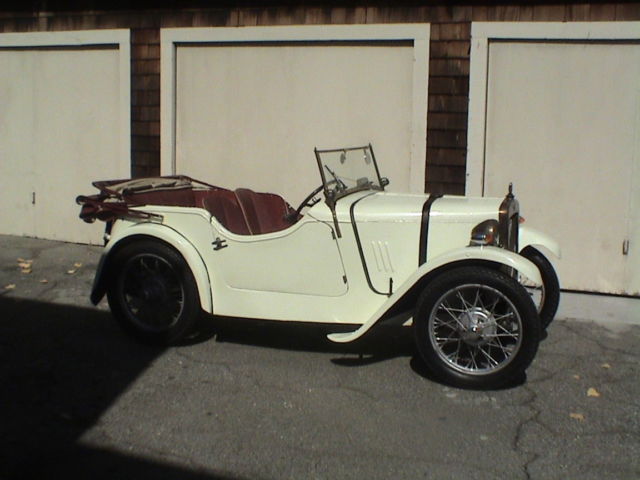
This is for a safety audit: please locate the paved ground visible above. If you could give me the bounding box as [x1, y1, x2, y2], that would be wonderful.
[1, 234, 639, 479]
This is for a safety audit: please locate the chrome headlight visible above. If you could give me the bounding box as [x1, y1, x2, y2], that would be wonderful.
[470, 219, 499, 246]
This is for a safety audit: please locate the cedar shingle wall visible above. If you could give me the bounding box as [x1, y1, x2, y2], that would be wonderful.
[131, 28, 160, 177]
[1, 3, 640, 189]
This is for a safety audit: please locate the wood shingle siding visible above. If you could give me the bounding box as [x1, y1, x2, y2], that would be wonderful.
[2, 2, 640, 192]
[131, 28, 160, 176]
[425, 20, 470, 194]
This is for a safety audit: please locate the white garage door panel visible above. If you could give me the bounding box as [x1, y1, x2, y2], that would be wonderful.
[0, 51, 36, 237]
[630, 160, 640, 294]
[0, 31, 130, 245]
[175, 43, 414, 204]
[483, 42, 640, 294]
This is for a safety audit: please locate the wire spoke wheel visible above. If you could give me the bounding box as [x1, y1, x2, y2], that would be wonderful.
[519, 246, 560, 329]
[107, 240, 200, 345]
[429, 284, 522, 375]
[119, 253, 185, 332]
[414, 267, 541, 389]
[519, 276, 545, 315]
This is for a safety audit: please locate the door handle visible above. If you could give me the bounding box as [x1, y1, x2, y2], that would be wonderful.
[212, 237, 228, 251]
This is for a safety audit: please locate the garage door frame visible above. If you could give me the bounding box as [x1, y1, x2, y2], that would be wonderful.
[0, 29, 131, 178]
[160, 24, 430, 193]
[466, 21, 640, 196]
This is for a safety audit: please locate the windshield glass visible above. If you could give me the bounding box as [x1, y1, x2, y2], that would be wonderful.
[314, 145, 384, 200]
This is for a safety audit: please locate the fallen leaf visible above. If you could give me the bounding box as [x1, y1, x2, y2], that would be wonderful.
[73, 262, 82, 268]
[4, 284, 16, 290]
[39, 279, 49, 284]
[18, 259, 33, 274]
[66, 269, 76, 275]
[587, 387, 601, 398]
[572, 375, 581, 380]
[601, 363, 611, 369]
[569, 412, 585, 421]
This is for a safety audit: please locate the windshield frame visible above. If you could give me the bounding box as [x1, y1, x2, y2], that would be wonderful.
[314, 144, 385, 205]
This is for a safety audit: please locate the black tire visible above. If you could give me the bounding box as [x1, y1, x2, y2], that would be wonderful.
[520, 246, 560, 329]
[414, 266, 541, 389]
[106, 239, 201, 345]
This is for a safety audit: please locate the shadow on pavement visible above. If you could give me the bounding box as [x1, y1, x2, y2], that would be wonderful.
[0, 294, 519, 478]
[211, 315, 416, 364]
[0, 296, 245, 480]
[210, 316, 526, 389]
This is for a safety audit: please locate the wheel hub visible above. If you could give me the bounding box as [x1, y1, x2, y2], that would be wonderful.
[140, 278, 167, 303]
[458, 307, 497, 346]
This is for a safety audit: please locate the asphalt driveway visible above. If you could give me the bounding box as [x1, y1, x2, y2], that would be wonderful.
[1, 234, 639, 479]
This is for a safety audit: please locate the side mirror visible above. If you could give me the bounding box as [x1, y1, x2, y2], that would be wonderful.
[381, 177, 390, 188]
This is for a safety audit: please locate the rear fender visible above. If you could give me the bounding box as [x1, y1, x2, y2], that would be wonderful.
[327, 246, 541, 343]
[91, 222, 213, 313]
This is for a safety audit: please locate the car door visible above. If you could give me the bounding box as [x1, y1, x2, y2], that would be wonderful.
[210, 217, 348, 297]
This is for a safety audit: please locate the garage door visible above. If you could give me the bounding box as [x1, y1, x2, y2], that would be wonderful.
[161, 25, 429, 204]
[0, 31, 131, 245]
[468, 23, 640, 296]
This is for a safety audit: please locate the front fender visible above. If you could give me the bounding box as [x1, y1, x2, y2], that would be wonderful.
[91, 222, 213, 313]
[519, 225, 561, 259]
[327, 246, 541, 343]
[419, 246, 543, 285]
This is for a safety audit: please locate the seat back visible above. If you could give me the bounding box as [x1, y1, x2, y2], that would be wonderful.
[201, 190, 251, 235]
[235, 188, 293, 235]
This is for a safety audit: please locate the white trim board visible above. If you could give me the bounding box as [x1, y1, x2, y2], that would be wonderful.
[161, 24, 430, 193]
[0, 29, 131, 175]
[466, 21, 640, 196]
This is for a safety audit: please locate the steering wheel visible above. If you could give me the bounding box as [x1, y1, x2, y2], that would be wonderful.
[285, 184, 324, 223]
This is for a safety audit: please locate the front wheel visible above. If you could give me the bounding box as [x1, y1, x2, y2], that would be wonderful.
[107, 240, 201, 345]
[520, 246, 560, 329]
[414, 267, 541, 389]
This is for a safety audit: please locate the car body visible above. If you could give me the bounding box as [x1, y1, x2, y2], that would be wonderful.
[77, 145, 560, 388]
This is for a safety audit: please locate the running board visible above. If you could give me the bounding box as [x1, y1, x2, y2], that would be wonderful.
[327, 312, 413, 343]
[327, 329, 366, 343]
[326, 317, 379, 343]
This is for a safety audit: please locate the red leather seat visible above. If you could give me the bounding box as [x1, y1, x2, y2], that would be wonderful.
[201, 190, 251, 235]
[199, 188, 294, 235]
[235, 188, 294, 235]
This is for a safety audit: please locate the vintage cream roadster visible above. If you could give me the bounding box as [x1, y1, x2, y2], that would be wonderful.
[77, 145, 560, 388]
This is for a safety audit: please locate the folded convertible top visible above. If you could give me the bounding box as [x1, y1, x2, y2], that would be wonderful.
[76, 175, 221, 223]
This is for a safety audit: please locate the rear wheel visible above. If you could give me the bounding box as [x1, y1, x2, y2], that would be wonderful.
[414, 267, 541, 389]
[107, 240, 201, 345]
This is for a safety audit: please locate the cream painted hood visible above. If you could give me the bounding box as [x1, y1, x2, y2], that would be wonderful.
[429, 195, 503, 223]
[331, 190, 503, 225]
[335, 191, 427, 223]
[313, 190, 507, 295]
